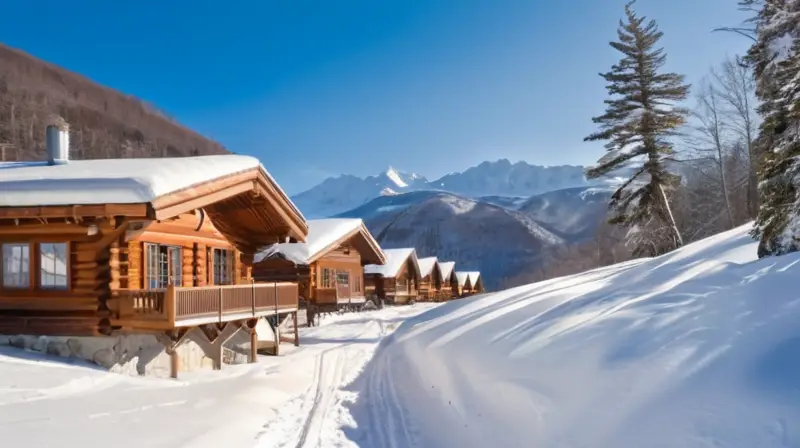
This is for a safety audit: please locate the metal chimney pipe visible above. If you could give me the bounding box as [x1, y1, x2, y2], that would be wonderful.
[46, 116, 69, 165]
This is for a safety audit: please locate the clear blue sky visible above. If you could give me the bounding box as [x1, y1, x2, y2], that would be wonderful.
[2, 0, 750, 194]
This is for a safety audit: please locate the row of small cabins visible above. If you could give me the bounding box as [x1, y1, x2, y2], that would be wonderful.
[0, 122, 483, 377]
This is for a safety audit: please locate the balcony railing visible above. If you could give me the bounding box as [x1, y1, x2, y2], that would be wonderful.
[113, 282, 298, 328]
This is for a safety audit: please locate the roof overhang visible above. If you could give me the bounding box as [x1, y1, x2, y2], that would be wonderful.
[0, 166, 308, 252]
[306, 222, 386, 266]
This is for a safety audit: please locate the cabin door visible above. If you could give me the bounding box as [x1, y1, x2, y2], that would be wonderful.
[335, 269, 350, 299]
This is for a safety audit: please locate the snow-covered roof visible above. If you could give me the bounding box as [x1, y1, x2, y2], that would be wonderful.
[417, 257, 439, 278]
[438, 261, 456, 280]
[364, 248, 418, 278]
[466, 271, 481, 286]
[455, 272, 471, 288]
[0, 155, 263, 207]
[255, 218, 379, 265]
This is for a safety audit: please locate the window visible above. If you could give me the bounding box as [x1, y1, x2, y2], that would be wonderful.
[145, 243, 182, 288]
[213, 248, 233, 285]
[336, 271, 349, 286]
[2, 243, 29, 288]
[320, 268, 332, 288]
[40, 243, 68, 289]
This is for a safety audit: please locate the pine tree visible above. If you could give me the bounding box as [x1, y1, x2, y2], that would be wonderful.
[747, 0, 800, 257]
[584, 1, 690, 256]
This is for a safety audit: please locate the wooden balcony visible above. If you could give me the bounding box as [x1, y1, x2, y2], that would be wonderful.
[111, 282, 299, 330]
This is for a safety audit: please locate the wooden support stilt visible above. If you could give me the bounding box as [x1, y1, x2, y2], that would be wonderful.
[293, 311, 300, 347]
[156, 328, 191, 380]
[169, 349, 179, 379]
[249, 326, 258, 363]
[273, 320, 280, 356]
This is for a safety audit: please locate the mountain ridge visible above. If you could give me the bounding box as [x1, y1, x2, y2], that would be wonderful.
[292, 159, 597, 218]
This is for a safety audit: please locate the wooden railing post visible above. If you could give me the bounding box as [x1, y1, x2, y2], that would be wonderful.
[218, 286, 223, 324]
[251, 279, 256, 316]
[166, 286, 176, 324]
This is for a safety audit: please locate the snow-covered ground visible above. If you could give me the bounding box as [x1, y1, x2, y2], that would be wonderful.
[0, 304, 438, 448]
[4, 225, 800, 447]
[345, 225, 800, 447]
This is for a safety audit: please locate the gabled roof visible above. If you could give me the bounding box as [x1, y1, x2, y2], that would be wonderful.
[438, 261, 456, 280]
[466, 271, 482, 285]
[417, 257, 440, 279]
[364, 248, 420, 279]
[0, 154, 308, 245]
[254, 218, 385, 266]
[456, 271, 472, 288]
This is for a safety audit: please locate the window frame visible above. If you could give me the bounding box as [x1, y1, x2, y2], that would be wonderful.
[1, 242, 32, 290]
[212, 247, 234, 286]
[38, 242, 69, 290]
[320, 267, 332, 288]
[0, 242, 72, 293]
[144, 242, 183, 289]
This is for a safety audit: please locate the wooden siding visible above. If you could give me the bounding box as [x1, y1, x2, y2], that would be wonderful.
[0, 208, 292, 336]
[252, 242, 368, 306]
[365, 257, 419, 304]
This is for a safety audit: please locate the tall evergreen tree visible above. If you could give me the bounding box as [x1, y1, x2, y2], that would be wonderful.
[747, 0, 800, 257]
[584, 1, 690, 257]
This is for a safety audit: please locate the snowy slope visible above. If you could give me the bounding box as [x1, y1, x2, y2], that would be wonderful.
[0, 304, 440, 448]
[341, 225, 800, 447]
[518, 185, 613, 241]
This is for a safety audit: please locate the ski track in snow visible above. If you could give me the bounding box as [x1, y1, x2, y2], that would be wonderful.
[0, 305, 436, 448]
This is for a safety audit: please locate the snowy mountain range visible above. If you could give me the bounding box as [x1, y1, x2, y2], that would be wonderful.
[292, 160, 597, 218]
[336, 186, 614, 289]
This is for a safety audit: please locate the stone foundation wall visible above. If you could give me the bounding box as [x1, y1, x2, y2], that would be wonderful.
[0, 331, 250, 378]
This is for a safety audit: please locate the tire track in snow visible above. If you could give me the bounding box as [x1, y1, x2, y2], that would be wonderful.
[292, 319, 388, 448]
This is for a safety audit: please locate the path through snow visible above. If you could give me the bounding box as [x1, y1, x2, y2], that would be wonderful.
[0, 304, 437, 448]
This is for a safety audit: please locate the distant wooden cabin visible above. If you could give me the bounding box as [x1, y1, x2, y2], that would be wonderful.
[455, 271, 472, 297]
[416, 257, 443, 302]
[437, 261, 459, 300]
[252, 218, 385, 319]
[364, 248, 421, 305]
[467, 272, 484, 294]
[0, 122, 307, 377]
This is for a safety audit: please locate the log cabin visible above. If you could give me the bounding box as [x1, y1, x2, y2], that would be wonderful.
[467, 272, 484, 294]
[251, 218, 385, 323]
[0, 120, 308, 377]
[416, 257, 443, 302]
[364, 248, 421, 305]
[455, 271, 473, 297]
[436, 261, 459, 301]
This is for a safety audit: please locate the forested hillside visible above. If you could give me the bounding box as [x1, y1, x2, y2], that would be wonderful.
[0, 44, 227, 161]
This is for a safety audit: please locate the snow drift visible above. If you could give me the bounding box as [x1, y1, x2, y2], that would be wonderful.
[343, 225, 800, 447]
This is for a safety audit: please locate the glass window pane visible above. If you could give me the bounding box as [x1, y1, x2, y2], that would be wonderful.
[40, 243, 68, 289]
[170, 247, 182, 286]
[2, 243, 30, 288]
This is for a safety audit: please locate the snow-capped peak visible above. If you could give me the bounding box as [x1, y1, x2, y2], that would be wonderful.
[380, 187, 400, 196]
[385, 166, 408, 188]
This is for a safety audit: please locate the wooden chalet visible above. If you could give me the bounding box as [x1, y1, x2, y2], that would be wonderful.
[455, 271, 484, 297]
[436, 261, 459, 301]
[364, 248, 421, 305]
[416, 257, 443, 302]
[455, 271, 472, 297]
[467, 272, 484, 294]
[252, 218, 385, 320]
[0, 121, 308, 377]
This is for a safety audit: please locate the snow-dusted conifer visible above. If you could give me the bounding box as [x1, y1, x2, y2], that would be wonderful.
[584, 1, 690, 256]
[747, 0, 800, 257]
